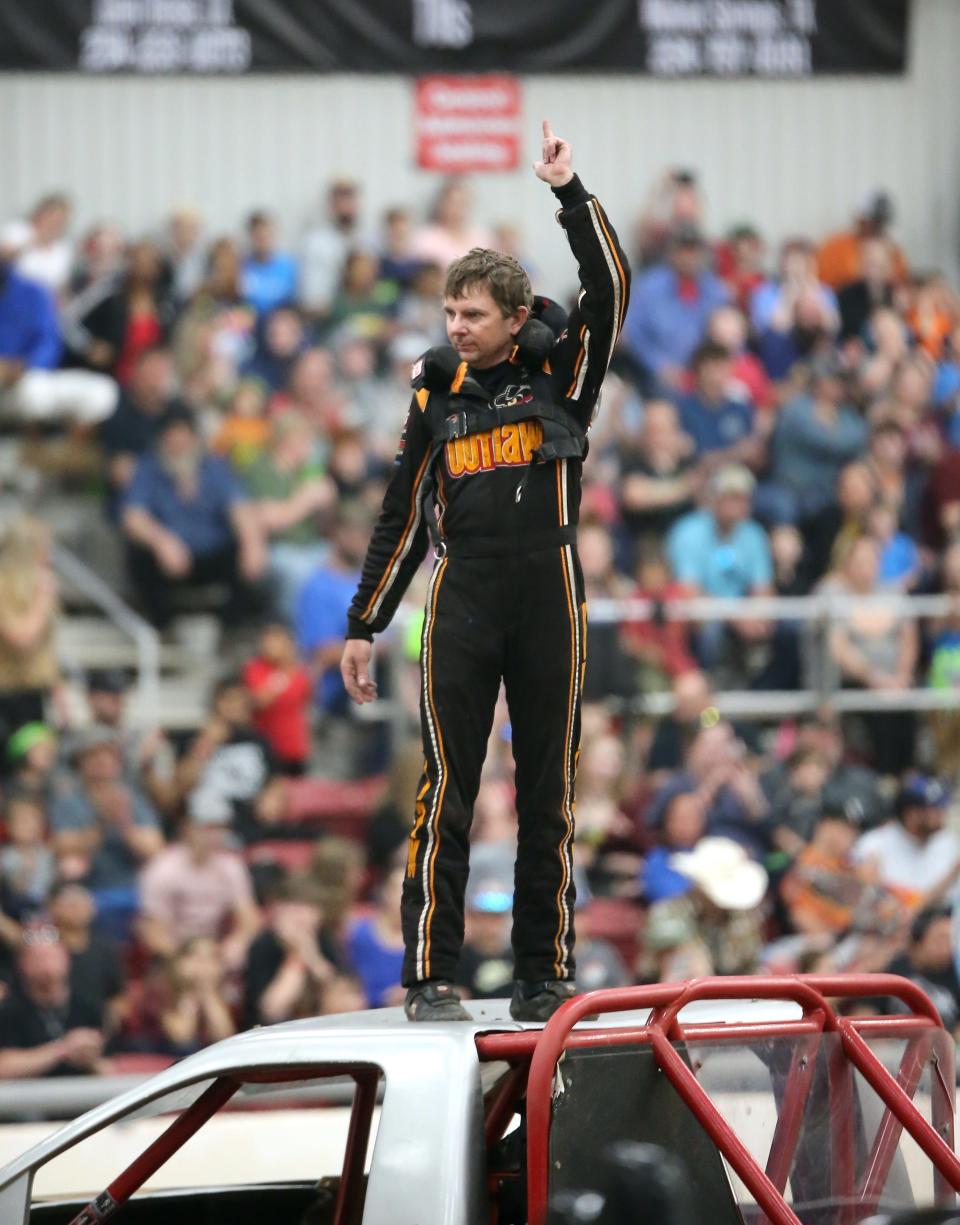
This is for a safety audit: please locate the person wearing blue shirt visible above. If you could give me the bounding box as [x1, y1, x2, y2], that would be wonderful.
[0, 229, 116, 425]
[296, 504, 369, 716]
[241, 211, 298, 318]
[675, 340, 756, 462]
[761, 355, 868, 525]
[667, 465, 773, 669]
[621, 223, 728, 395]
[121, 404, 267, 628]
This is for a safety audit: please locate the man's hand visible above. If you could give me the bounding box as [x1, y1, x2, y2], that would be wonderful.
[60, 1027, 104, 1070]
[239, 534, 267, 582]
[533, 119, 573, 188]
[341, 639, 378, 705]
[154, 532, 191, 577]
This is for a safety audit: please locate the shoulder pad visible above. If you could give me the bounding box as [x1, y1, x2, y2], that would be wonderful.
[514, 318, 556, 366]
[411, 346, 461, 391]
[532, 295, 569, 339]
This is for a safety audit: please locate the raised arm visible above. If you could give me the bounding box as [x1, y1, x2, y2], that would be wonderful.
[533, 119, 631, 429]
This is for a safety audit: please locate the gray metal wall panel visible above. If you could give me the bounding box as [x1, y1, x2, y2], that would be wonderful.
[0, 0, 956, 298]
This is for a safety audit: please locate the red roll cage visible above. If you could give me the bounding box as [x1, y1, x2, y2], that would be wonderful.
[475, 974, 960, 1225]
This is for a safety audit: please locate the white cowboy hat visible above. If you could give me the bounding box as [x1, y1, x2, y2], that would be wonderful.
[670, 837, 768, 911]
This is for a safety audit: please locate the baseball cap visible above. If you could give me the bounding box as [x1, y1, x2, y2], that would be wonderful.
[6, 722, 55, 763]
[898, 776, 949, 811]
[711, 464, 755, 498]
[466, 876, 513, 914]
[65, 725, 121, 764]
[87, 668, 131, 695]
[187, 789, 233, 826]
[670, 221, 705, 248]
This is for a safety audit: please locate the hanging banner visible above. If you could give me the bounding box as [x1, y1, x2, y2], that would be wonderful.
[415, 75, 521, 173]
[0, 1, 910, 77]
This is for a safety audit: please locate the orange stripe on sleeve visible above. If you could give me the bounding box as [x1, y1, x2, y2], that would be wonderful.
[359, 449, 431, 622]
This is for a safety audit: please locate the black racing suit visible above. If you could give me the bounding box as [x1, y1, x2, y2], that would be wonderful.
[346, 174, 630, 988]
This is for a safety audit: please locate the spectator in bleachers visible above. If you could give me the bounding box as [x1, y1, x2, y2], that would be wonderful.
[455, 871, 513, 1000]
[675, 340, 760, 469]
[243, 876, 341, 1026]
[632, 168, 706, 270]
[762, 354, 868, 525]
[0, 934, 107, 1078]
[121, 403, 267, 630]
[644, 669, 717, 776]
[241, 211, 297, 319]
[817, 191, 908, 291]
[0, 517, 60, 761]
[63, 239, 175, 387]
[377, 206, 421, 292]
[282, 346, 346, 431]
[176, 676, 281, 844]
[621, 550, 696, 692]
[162, 207, 206, 305]
[4, 723, 58, 800]
[346, 865, 404, 1008]
[764, 746, 832, 855]
[0, 790, 55, 923]
[48, 882, 125, 1034]
[578, 521, 635, 704]
[838, 235, 897, 342]
[85, 668, 177, 815]
[617, 399, 697, 560]
[243, 622, 313, 776]
[622, 222, 728, 395]
[301, 179, 367, 323]
[751, 237, 838, 337]
[780, 806, 897, 941]
[16, 193, 74, 298]
[138, 789, 260, 970]
[411, 176, 493, 269]
[325, 253, 398, 343]
[885, 907, 960, 1032]
[245, 412, 335, 619]
[642, 787, 706, 904]
[0, 222, 117, 426]
[240, 305, 307, 394]
[296, 501, 369, 720]
[853, 777, 960, 910]
[865, 419, 925, 543]
[641, 837, 767, 980]
[124, 936, 235, 1057]
[713, 222, 766, 315]
[703, 304, 773, 409]
[70, 222, 125, 297]
[210, 378, 271, 472]
[666, 465, 773, 671]
[395, 260, 447, 344]
[99, 345, 179, 516]
[826, 535, 918, 772]
[173, 236, 254, 385]
[51, 727, 163, 934]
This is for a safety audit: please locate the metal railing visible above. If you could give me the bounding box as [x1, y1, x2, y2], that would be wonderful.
[362, 591, 960, 744]
[52, 544, 161, 717]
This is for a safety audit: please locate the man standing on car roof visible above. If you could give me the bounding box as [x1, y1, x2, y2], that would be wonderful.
[341, 121, 630, 1022]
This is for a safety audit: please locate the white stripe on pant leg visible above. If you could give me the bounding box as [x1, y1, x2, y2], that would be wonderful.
[415, 557, 446, 981]
[556, 542, 581, 975]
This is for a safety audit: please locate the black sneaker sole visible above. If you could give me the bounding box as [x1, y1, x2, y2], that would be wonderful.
[405, 1001, 472, 1022]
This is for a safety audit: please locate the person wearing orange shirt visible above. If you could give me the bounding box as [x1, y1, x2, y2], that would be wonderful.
[817, 191, 908, 291]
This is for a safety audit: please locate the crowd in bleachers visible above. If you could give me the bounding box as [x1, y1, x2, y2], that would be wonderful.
[0, 162, 959, 1081]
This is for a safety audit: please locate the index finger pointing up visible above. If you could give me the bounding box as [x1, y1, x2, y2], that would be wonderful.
[542, 118, 555, 141]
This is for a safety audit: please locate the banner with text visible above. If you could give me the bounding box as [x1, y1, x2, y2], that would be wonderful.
[0, 0, 910, 77]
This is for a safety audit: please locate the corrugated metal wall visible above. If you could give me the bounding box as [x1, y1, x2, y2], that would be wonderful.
[1, 0, 956, 295]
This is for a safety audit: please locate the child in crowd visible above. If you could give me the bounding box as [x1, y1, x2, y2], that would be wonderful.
[5, 723, 58, 798]
[0, 790, 55, 921]
[211, 378, 271, 471]
[243, 623, 313, 776]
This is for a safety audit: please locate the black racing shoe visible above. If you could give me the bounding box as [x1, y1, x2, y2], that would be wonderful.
[510, 979, 578, 1022]
[404, 980, 471, 1022]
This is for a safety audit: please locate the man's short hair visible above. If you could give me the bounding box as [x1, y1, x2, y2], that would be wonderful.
[691, 340, 731, 371]
[444, 248, 533, 318]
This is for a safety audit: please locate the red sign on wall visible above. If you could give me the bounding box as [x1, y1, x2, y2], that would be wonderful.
[415, 75, 521, 173]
